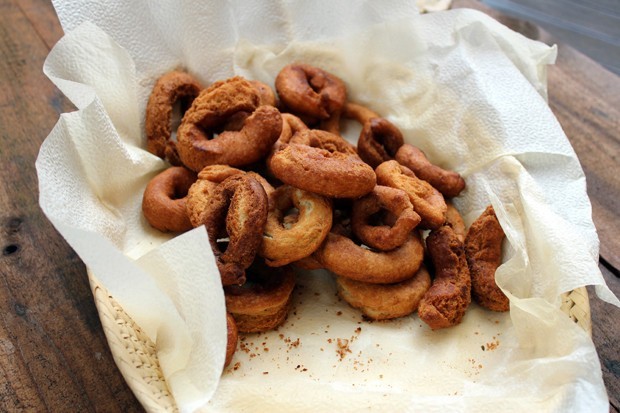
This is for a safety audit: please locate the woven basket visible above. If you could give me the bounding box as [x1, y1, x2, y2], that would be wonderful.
[89, 273, 591, 413]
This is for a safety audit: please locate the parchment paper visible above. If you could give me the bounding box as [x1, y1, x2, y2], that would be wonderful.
[37, 1, 619, 412]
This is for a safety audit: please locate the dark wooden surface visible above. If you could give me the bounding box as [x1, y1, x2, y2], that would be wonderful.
[0, 0, 617, 411]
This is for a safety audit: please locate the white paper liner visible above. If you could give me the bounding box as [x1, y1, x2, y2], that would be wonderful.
[37, 1, 619, 412]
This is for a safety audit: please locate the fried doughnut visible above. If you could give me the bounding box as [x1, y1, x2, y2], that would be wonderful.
[145, 71, 202, 165]
[314, 231, 424, 284]
[177, 76, 282, 171]
[418, 225, 471, 330]
[270, 113, 309, 157]
[275, 63, 347, 120]
[336, 265, 431, 320]
[351, 185, 420, 251]
[445, 202, 466, 243]
[464, 205, 508, 312]
[200, 174, 268, 286]
[376, 160, 447, 229]
[343, 102, 379, 124]
[186, 165, 244, 227]
[250, 80, 277, 106]
[293, 255, 324, 270]
[260, 185, 332, 267]
[395, 144, 466, 198]
[270, 129, 376, 198]
[142, 166, 197, 232]
[357, 118, 405, 168]
[225, 313, 238, 368]
[224, 263, 296, 333]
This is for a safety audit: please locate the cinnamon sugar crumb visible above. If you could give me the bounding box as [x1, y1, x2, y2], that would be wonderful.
[336, 338, 352, 360]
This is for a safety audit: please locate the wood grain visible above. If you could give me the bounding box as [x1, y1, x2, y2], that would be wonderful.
[0, 0, 617, 411]
[0, 0, 143, 411]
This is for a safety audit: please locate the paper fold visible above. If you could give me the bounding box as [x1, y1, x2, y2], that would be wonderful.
[38, 1, 618, 412]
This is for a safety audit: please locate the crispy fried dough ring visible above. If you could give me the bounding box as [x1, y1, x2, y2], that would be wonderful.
[186, 165, 244, 227]
[445, 202, 466, 243]
[395, 144, 466, 198]
[186, 166, 274, 228]
[275, 63, 347, 120]
[177, 77, 282, 171]
[336, 265, 431, 320]
[260, 185, 332, 267]
[351, 185, 420, 251]
[343, 102, 379, 124]
[250, 80, 277, 106]
[225, 313, 238, 368]
[200, 174, 268, 286]
[270, 130, 376, 198]
[225, 263, 296, 333]
[464, 205, 508, 312]
[314, 231, 424, 284]
[357, 118, 405, 168]
[376, 160, 447, 229]
[145, 71, 202, 165]
[419, 225, 471, 330]
[142, 166, 197, 232]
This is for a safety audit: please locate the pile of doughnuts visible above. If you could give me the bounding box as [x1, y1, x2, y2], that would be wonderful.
[141, 64, 508, 369]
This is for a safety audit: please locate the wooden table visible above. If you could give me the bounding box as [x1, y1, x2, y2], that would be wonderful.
[0, 0, 618, 411]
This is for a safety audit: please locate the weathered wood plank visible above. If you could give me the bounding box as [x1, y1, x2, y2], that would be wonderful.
[0, 0, 143, 411]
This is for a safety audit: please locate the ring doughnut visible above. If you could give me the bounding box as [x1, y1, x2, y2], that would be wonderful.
[260, 185, 332, 267]
[250, 80, 278, 107]
[225, 313, 238, 368]
[395, 144, 466, 198]
[186, 165, 244, 227]
[464, 206, 508, 312]
[314, 231, 425, 284]
[418, 225, 471, 330]
[293, 255, 324, 270]
[275, 63, 347, 120]
[445, 202, 466, 243]
[343, 102, 379, 124]
[177, 76, 282, 171]
[336, 265, 431, 320]
[269, 129, 376, 198]
[376, 160, 447, 229]
[225, 262, 296, 333]
[351, 185, 420, 251]
[145, 71, 202, 165]
[357, 118, 405, 168]
[142, 166, 197, 232]
[201, 174, 268, 286]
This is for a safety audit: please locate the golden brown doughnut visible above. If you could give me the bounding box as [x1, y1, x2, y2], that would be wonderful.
[314, 231, 425, 284]
[351, 185, 420, 251]
[293, 255, 324, 270]
[177, 76, 282, 171]
[260, 185, 332, 267]
[343, 102, 379, 124]
[375, 160, 447, 229]
[199, 174, 268, 286]
[250, 80, 277, 106]
[225, 262, 296, 333]
[269, 129, 376, 198]
[445, 202, 466, 243]
[186, 165, 244, 227]
[464, 205, 509, 312]
[145, 71, 202, 165]
[275, 63, 347, 120]
[336, 265, 431, 320]
[395, 144, 466, 198]
[418, 225, 471, 330]
[357, 118, 405, 168]
[225, 313, 238, 368]
[142, 166, 197, 232]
